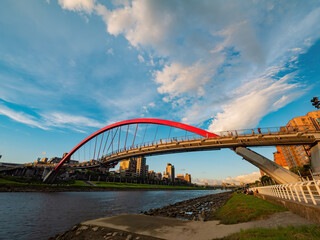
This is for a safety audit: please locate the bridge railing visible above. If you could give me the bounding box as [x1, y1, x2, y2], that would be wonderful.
[215, 125, 318, 137]
[250, 179, 320, 206]
[101, 125, 319, 159]
[103, 133, 204, 158]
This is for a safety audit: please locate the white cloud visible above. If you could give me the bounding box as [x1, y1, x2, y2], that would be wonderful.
[0, 103, 48, 130]
[194, 171, 261, 185]
[0, 102, 107, 132]
[138, 54, 144, 63]
[42, 112, 105, 129]
[107, 48, 114, 55]
[289, 48, 303, 52]
[57, 1, 320, 131]
[148, 102, 155, 108]
[208, 72, 304, 132]
[58, 0, 96, 13]
[154, 61, 217, 101]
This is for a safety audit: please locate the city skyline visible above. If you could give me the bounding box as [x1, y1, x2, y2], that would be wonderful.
[1, 1, 320, 184]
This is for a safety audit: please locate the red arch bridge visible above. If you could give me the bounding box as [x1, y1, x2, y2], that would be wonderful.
[43, 118, 320, 184]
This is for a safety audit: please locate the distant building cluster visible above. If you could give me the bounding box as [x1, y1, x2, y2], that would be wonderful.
[118, 158, 191, 183]
[273, 110, 320, 170]
[34, 153, 79, 165]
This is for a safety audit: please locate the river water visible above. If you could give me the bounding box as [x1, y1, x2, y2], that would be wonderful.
[0, 189, 224, 240]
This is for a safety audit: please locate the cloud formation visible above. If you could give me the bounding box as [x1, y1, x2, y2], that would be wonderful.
[58, 0, 96, 13]
[57, 0, 320, 132]
[0, 102, 105, 132]
[0, 103, 48, 130]
[194, 171, 261, 185]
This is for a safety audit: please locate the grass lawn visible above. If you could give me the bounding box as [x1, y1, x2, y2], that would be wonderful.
[0, 177, 26, 186]
[217, 225, 320, 240]
[69, 180, 91, 187]
[212, 193, 287, 224]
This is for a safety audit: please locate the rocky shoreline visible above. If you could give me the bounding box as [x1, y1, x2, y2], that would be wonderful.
[144, 191, 232, 221]
[50, 191, 232, 239]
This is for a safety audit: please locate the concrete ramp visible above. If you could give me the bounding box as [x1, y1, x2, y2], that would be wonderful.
[235, 147, 301, 184]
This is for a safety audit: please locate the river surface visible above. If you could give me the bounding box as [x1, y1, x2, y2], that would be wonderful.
[0, 189, 224, 240]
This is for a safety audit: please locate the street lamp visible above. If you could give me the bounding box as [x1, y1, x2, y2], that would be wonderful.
[311, 97, 320, 109]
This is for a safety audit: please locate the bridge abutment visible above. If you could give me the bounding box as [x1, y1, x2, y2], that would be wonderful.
[311, 142, 320, 177]
[234, 147, 301, 184]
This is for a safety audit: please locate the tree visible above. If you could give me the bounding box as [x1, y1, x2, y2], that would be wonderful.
[260, 175, 272, 184]
[311, 97, 320, 109]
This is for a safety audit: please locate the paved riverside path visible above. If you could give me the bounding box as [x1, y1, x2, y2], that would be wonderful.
[83, 211, 313, 240]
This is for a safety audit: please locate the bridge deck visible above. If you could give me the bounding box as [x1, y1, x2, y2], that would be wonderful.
[99, 131, 320, 165]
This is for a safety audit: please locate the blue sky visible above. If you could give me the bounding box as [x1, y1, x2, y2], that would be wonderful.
[0, 0, 320, 184]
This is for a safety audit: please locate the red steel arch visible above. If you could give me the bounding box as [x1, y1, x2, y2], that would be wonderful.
[55, 118, 219, 171]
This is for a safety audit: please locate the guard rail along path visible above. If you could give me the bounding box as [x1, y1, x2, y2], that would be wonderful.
[250, 179, 320, 206]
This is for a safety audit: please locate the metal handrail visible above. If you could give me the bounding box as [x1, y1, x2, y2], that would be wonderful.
[250, 179, 320, 206]
[102, 124, 319, 158]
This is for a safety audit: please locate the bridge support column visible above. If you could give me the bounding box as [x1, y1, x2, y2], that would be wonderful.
[311, 142, 320, 176]
[43, 169, 60, 183]
[234, 147, 301, 184]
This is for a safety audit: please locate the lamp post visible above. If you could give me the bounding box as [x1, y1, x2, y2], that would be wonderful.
[311, 97, 320, 109]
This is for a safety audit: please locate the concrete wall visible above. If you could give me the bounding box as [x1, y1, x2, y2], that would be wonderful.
[257, 193, 320, 224]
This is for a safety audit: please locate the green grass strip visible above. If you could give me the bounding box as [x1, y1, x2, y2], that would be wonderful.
[0, 177, 26, 186]
[217, 225, 320, 240]
[213, 193, 287, 224]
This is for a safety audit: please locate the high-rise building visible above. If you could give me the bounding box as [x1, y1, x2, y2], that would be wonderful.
[155, 172, 162, 180]
[184, 173, 191, 183]
[136, 156, 147, 176]
[176, 174, 184, 180]
[165, 163, 175, 182]
[148, 170, 155, 180]
[119, 158, 137, 173]
[273, 146, 289, 169]
[274, 110, 319, 169]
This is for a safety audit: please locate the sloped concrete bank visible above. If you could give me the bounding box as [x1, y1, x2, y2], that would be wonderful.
[257, 193, 320, 224]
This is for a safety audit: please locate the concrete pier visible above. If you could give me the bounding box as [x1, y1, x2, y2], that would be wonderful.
[234, 147, 301, 184]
